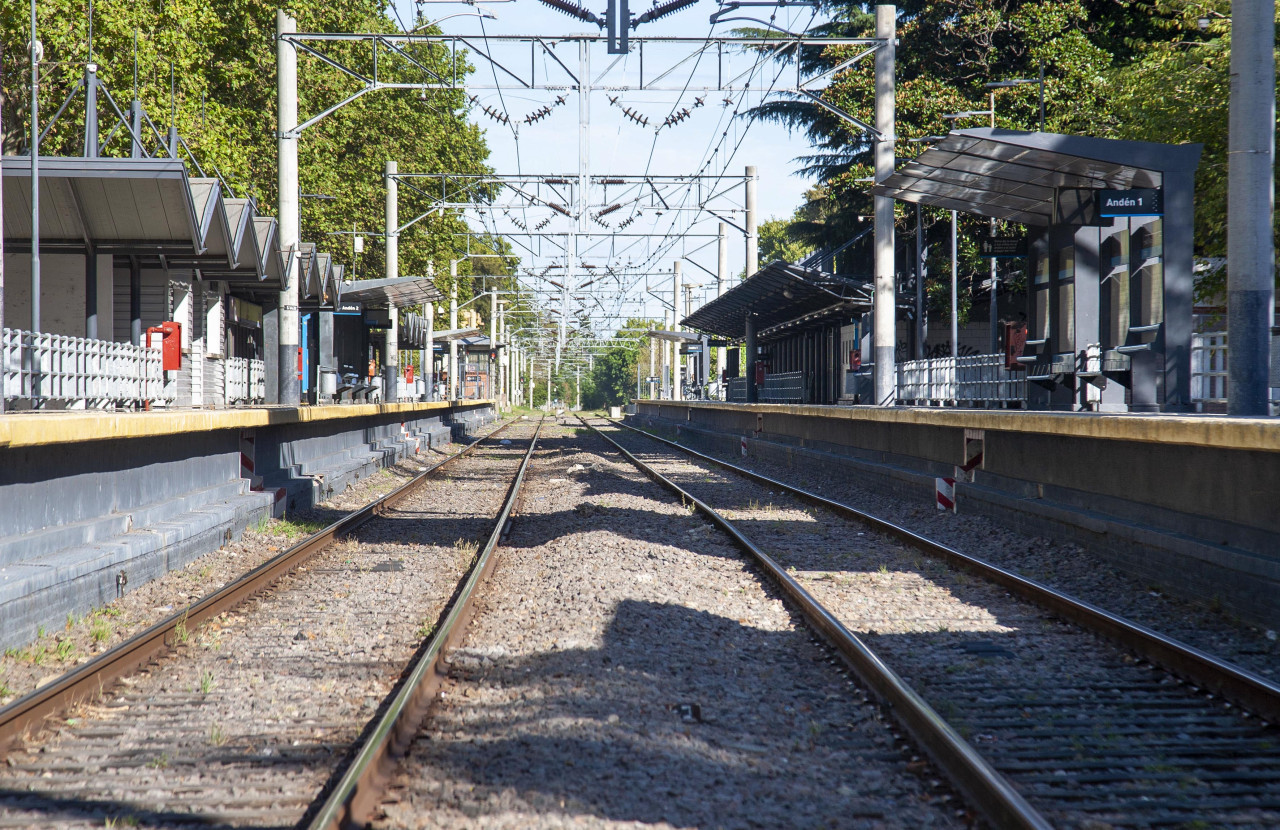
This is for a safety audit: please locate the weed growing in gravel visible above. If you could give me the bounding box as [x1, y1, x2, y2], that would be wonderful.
[90, 615, 112, 644]
[877, 564, 889, 575]
[452, 538, 479, 564]
[273, 518, 328, 540]
[209, 724, 229, 746]
[54, 638, 76, 662]
[198, 670, 215, 694]
[416, 621, 438, 640]
[0, 677, 12, 700]
[104, 817, 140, 829]
[174, 613, 190, 645]
[147, 754, 169, 769]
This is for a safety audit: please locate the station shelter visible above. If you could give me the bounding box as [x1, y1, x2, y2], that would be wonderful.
[682, 261, 874, 404]
[873, 128, 1201, 412]
[2, 155, 286, 409]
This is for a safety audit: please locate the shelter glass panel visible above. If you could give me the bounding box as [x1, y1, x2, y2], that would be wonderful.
[1033, 250, 1050, 343]
[1101, 231, 1130, 351]
[1056, 246, 1076, 352]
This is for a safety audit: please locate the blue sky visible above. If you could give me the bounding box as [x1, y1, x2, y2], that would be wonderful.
[389, 0, 839, 320]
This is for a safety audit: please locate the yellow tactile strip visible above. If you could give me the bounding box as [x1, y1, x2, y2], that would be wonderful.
[652, 401, 1280, 453]
[0, 400, 494, 449]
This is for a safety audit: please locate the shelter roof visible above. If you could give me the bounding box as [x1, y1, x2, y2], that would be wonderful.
[681, 260, 872, 340]
[431, 327, 482, 342]
[870, 128, 1202, 226]
[1, 156, 201, 252]
[339, 276, 445, 308]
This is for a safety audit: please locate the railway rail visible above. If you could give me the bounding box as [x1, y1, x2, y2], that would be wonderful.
[0, 416, 543, 828]
[593, 415, 1280, 828]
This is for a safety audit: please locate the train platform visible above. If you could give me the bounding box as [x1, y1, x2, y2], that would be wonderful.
[0, 400, 497, 650]
[631, 400, 1280, 628]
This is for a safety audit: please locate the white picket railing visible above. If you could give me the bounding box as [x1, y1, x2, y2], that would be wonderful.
[896, 353, 1027, 407]
[2, 327, 174, 409]
[1190, 331, 1229, 405]
[225, 356, 266, 405]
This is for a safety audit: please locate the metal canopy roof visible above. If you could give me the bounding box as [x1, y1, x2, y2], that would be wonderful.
[339, 276, 445, 308]
[681, 260, 873, 340]
[430, 327, 482, 342]
[646, 329, 702, 343]
[870, 128, 1202, 226]
[1, 156, 202, 252]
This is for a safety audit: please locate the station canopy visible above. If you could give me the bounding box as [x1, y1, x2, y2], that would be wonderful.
[681, 261, 872, 340]
[338, 276, 444, 308]
[870, 128, 1202, 226]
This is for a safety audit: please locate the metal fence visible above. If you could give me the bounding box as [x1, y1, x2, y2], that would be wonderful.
[760, 371, 804, 404]
[2, 327, 174, 409]
[726, 376, 747, 402]
[896, 353, 1027, 407]
[1190, 331, 1229, 406]
[225, 356, 266, 405]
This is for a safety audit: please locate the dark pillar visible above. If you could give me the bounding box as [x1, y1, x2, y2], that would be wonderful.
[1073, 223, 1101, 411]
[85, 246, 98, 340]
[129, 256, 142, 347]
[1162, 170, 1195, 411]
[263, 299, 279, 404]
[745, 313, 758, 403]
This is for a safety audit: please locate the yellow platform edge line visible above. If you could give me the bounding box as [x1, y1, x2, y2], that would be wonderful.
[0, 400, 495, 449]
[640, 401, 1280, 453]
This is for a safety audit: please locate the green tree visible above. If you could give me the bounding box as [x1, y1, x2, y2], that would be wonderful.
[1104, 0, 1280, 302]
[1, 0, 497, 295]
[758, 215, 815, 265]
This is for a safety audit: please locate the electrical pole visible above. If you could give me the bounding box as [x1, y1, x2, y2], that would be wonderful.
[385, 159, 398, 401]
[717, 222, 728, 387]
[489, 290, 497, 400]
[988, 95, 999, 356]
[915, 202, 926, 360]
[276, 10, 300, 406]
[673, 260, 683, 401]
[29, 2, 40, 339]
[745, 166, 758, 278]
[1227, 0, 1277, 415]
[872, 4, 897, 405]
[449, 262, 458, 400]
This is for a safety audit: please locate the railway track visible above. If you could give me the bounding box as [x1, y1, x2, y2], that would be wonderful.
[0, 416, 543, 829]
[360, 418, 968, 829]
[593, 415, 1280, 828]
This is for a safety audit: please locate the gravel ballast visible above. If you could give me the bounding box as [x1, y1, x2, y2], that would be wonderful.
[376, 421, 963, 830]
[0, 422, 533, 829]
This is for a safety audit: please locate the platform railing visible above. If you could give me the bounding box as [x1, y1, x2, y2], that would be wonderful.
[1190, 331, 1229, 407]
[2, 327, 174, 410]
[225, 357, 266, 405]
[897, 353, 1026, 408]
[760, 371, 804, 404]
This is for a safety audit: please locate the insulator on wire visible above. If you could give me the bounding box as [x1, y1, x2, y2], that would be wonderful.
[597, 203, 622, 217]
[538, 0, 604, 27]
[550, 202, 572, 216]
[632, 0, 699, 26]
[535, 218, 552, 230]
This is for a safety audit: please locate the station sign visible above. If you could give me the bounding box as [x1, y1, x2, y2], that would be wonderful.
[978, 236, 1028, 258]
[335, 300, 364, 314]
[645, 376, 660, 383]
[1098, 188, 1162, 217]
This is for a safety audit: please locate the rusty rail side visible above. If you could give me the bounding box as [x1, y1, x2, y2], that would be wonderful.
[585, 417, 1051, 830]
[308, 416, 545, 830]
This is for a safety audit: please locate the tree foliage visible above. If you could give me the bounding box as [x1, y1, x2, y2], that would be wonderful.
[1, 0, 503, 308]
[580, 317, 657, 408]
[747, 0, 1276, 305]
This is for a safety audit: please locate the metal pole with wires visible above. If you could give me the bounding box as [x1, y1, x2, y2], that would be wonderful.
[872, 4, 897, 405]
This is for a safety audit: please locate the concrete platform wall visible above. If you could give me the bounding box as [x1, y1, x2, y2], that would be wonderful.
[0, 401, 496, 649]
[633, 402, 1280, 629]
